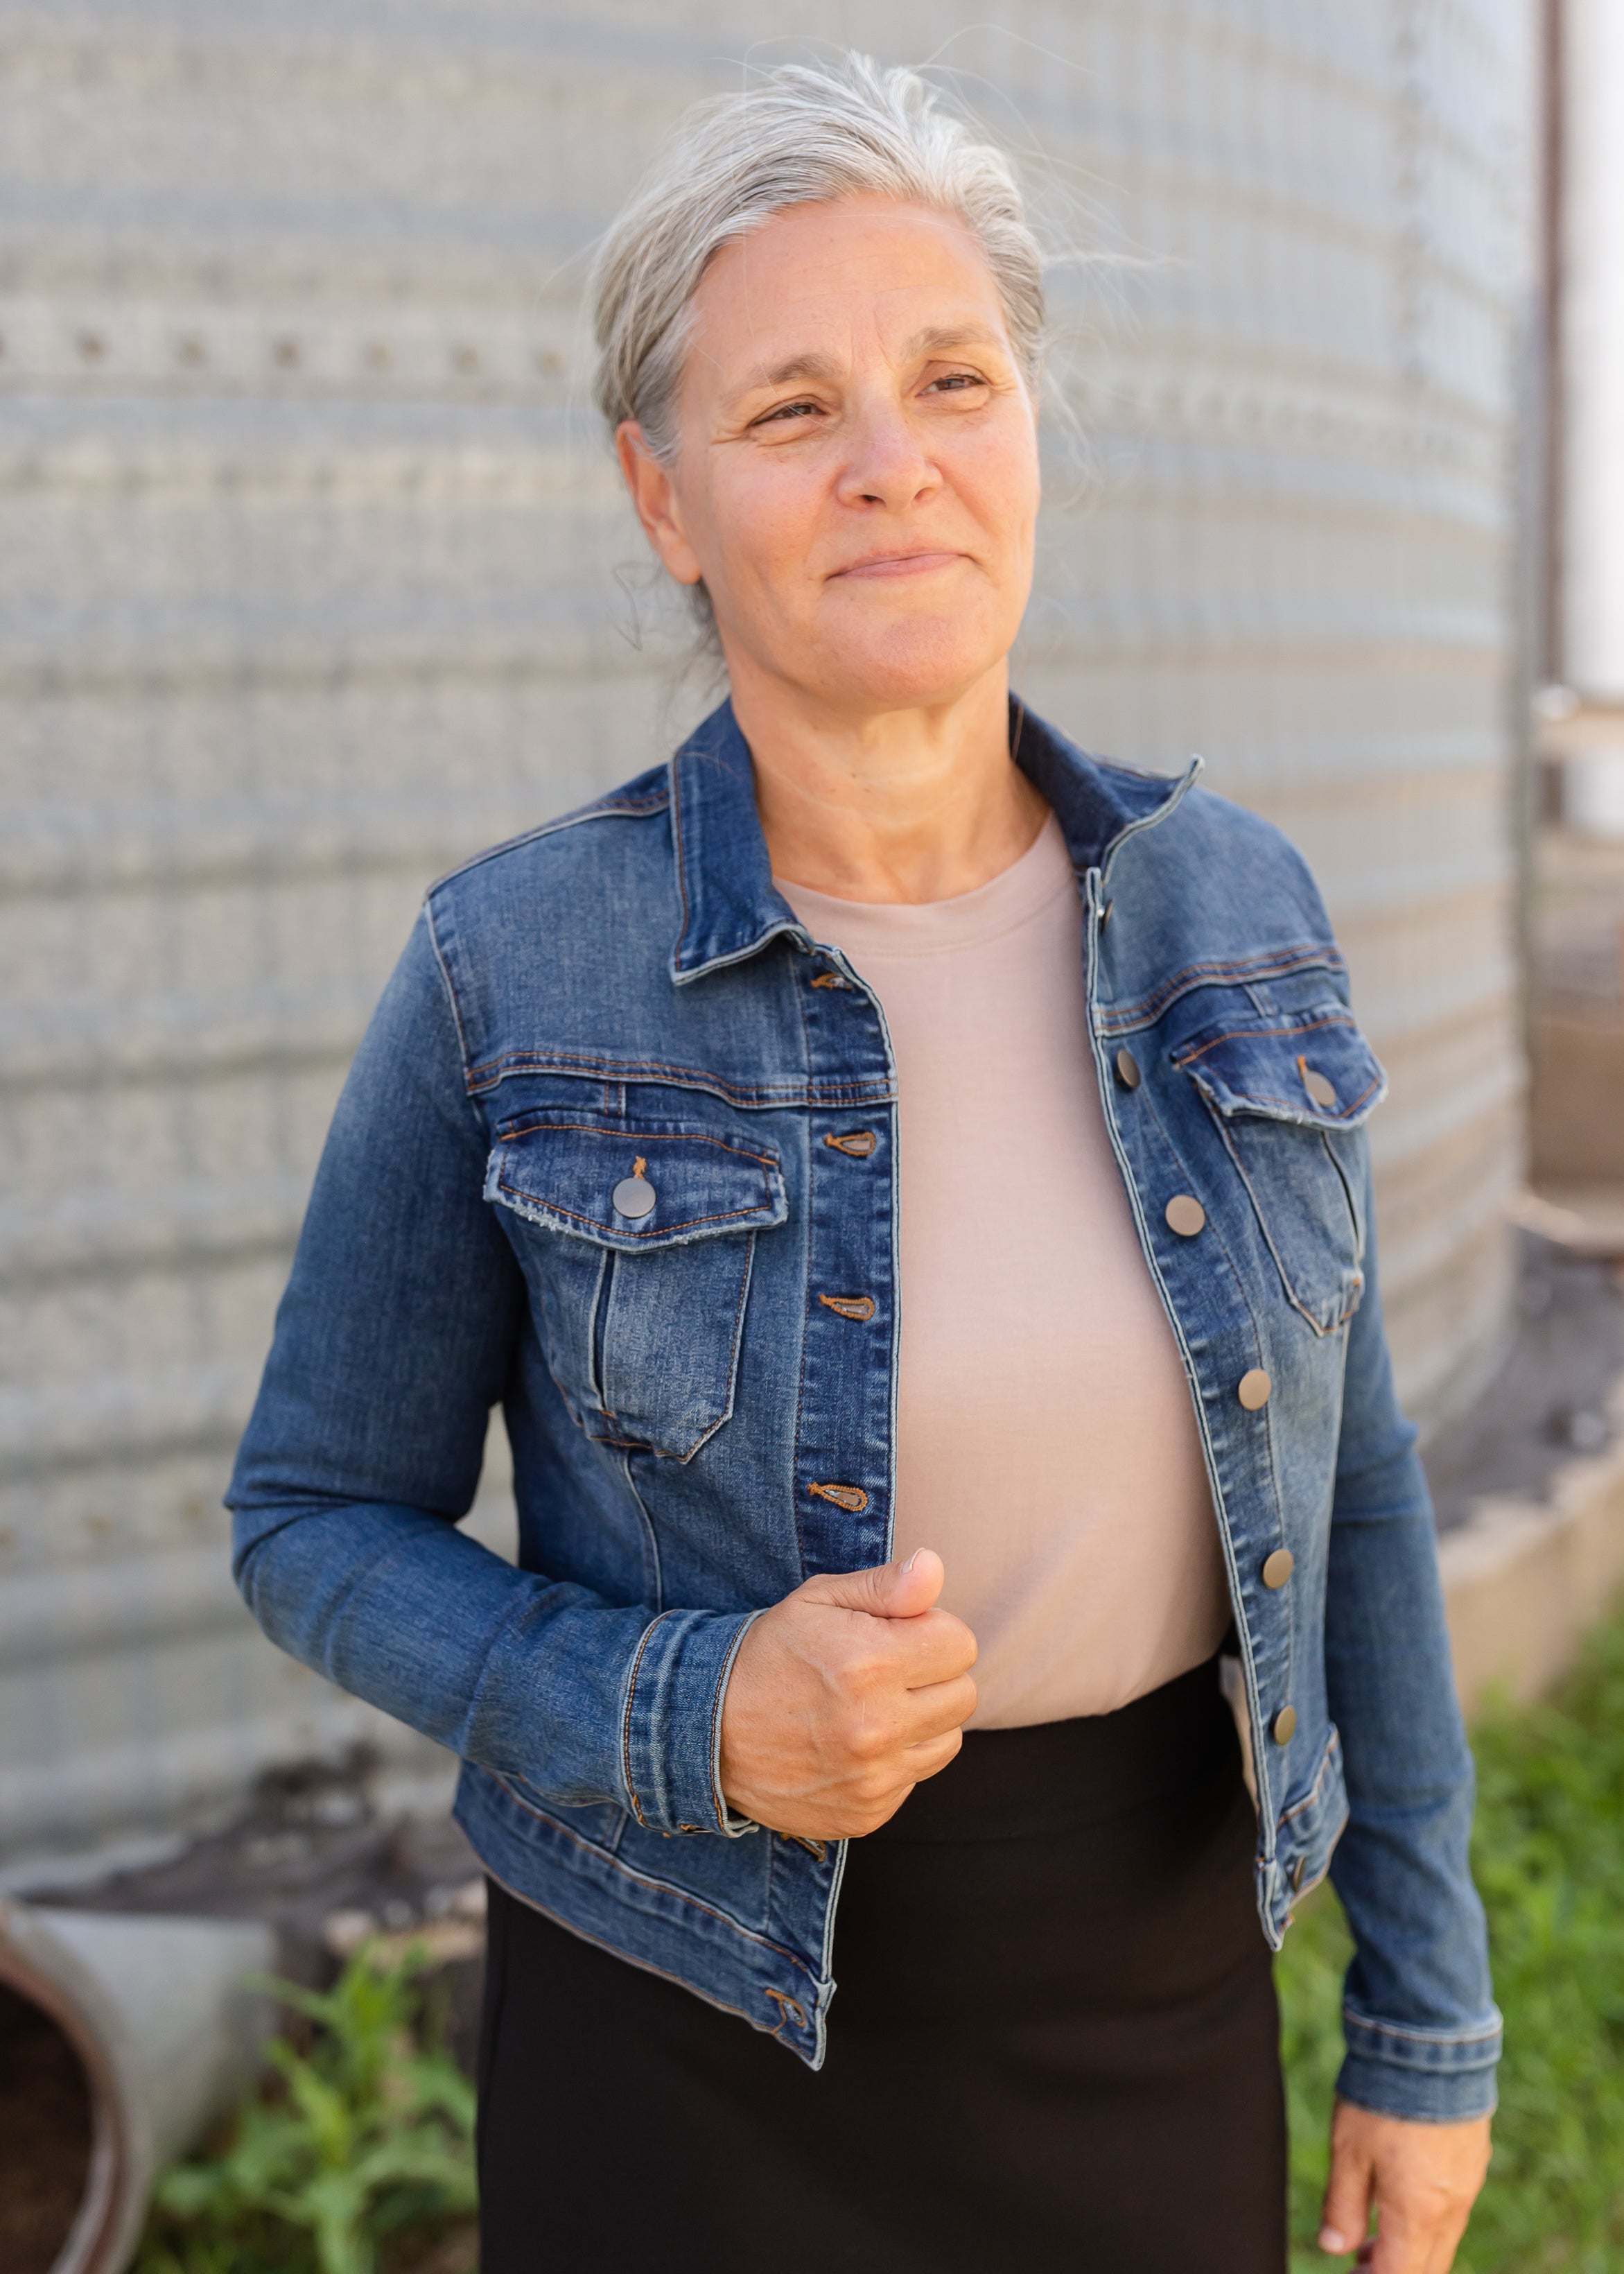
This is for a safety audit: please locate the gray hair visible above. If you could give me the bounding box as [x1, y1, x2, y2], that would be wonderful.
[589, 54, 1045, 463]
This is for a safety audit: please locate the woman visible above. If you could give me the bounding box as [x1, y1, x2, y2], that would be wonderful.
[230, 56, 1498, 2273]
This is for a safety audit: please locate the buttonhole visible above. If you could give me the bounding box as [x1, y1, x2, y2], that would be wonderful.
[807, 1481, 868, 1513]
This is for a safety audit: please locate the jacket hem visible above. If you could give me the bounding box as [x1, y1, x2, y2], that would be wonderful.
[454, 1760, 829, 2065]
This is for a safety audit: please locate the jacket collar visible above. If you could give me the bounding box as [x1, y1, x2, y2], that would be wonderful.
[668, 694, 1196, 982]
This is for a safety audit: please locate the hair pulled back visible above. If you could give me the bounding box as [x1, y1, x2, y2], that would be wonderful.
[589, 53, 1045, 462]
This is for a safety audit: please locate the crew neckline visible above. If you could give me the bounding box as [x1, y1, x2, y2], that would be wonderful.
[775, 813, 1076, 958]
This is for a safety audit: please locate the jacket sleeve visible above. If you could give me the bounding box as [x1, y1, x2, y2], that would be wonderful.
[226, 911, 757, 1838]
[1322, 1147, 1501, 2121]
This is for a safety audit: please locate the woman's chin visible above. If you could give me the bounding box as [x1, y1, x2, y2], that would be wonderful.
[794, 620, 1012, 715]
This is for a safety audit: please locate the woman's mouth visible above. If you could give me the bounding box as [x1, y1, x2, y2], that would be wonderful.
[830, 549, 965, 580]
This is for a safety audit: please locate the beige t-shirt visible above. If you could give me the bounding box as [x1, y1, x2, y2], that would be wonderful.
[778, 815, 1228, 1728]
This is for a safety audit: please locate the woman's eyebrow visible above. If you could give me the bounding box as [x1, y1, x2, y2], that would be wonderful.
[726, 323, 1004, 409]
[898, 322, 1004, 360]
[728, 350, 844, 404]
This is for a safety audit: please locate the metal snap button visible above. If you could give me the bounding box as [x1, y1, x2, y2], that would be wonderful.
[1237, 1368, 1273, 1410]
[1271, 1705, 1297, 1746]
[1261, 1547, 1295, 1589]
[1164, 1194, 1206, 1237]
[612, 1157, 656, 1220]
[1115, 1048, 1142, 1090]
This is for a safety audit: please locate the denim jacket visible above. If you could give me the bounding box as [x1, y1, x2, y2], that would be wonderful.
[230, 700, 1499, 2118]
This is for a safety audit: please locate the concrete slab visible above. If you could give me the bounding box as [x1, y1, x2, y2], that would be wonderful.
[1442, 1364, 1624, 1715]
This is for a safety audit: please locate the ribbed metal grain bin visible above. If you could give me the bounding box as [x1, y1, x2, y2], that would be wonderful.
[0, 1, 1537, 1876]
[1561, 0, 1624, 697]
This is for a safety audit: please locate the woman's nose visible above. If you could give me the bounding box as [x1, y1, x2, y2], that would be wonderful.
[835, 399, 938, 510]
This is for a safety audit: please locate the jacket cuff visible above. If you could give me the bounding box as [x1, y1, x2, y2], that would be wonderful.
[1336, 2003, 1502, 2123]
[620, 1607, 762, 1837]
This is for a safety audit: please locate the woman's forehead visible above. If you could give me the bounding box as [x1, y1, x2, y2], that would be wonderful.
[688, 201, 1009, 381]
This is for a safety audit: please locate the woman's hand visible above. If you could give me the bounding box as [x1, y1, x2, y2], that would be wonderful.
[719, 1548, 978, 1841]
[1318, 2099, 1492, 2270]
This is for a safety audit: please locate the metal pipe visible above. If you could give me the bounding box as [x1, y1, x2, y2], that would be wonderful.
[0, 1900, 275, 2274]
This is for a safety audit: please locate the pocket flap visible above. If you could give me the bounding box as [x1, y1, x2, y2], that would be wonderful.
[486, 1115, 787, 1250]
[1171, 1008, 1386, 1130]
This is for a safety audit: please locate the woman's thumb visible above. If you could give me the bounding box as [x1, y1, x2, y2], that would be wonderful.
[815, 1547, 944, 1619]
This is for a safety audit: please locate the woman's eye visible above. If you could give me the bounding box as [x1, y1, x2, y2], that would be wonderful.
[757, 399, 820, 427]
[927, 370, 986, 395]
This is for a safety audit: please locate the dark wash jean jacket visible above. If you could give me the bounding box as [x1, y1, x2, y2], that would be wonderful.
[229, 699, 1500, 2118]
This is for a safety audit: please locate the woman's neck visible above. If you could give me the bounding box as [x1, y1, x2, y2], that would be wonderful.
[731, 661, 1049, 905]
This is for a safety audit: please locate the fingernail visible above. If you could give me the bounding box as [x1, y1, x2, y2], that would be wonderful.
[900, 1548, 922, 1573]
[1318, 2231, 1347, 2255]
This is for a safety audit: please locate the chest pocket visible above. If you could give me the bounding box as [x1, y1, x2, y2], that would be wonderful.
[1171, 1007, 1386, 1335]
[485, 1115, 787, 1459]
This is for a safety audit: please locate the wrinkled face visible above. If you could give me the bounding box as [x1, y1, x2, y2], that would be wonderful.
[621, 195, 1041, 715]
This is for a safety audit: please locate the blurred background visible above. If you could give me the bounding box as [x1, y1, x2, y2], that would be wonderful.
[2, 3, 1623, 2270]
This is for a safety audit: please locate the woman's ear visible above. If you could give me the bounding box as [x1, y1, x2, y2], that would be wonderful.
[615, 422, 705, 587]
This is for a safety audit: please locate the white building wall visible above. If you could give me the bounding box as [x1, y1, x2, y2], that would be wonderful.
[0, 0, 1537, 1877]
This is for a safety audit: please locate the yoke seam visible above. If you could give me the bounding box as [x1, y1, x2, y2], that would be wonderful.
[1100, 944, 1346, 1032]
[466, 1050, 895, 1109]
[1173, 1012, 1357, 1065]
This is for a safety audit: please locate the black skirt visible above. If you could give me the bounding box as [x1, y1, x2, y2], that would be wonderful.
[476, 1657, 1286, 2273]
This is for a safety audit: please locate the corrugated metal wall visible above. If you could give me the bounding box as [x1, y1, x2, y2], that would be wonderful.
[1561, 0, 1624, 697]
[1, 0, 1537, 1876]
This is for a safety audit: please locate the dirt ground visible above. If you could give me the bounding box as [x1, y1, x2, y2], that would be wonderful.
[384, 2216, 479, 2273]
[0, 1982, 94, 2274]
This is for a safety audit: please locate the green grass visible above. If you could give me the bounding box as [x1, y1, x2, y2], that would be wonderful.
[1280, 1610, 1624, 2271]
[135, 1941, 476, 2274]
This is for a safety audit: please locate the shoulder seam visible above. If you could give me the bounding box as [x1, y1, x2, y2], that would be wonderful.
[426, 777, 672, 896]
[1091, 753, 1184, 788]
[1180, 782, 1304, 841]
